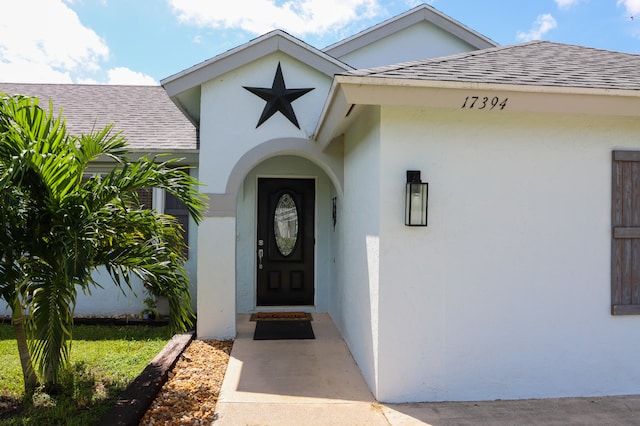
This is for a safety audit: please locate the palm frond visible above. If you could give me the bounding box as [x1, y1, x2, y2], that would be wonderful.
[0, 93, 205, 385]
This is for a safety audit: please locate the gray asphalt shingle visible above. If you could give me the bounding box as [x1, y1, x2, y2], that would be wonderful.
[0, 83, 197, 151]
[344, 41, 640, 91]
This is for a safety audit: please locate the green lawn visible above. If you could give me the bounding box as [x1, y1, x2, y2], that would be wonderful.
[0, 323, 172, 425]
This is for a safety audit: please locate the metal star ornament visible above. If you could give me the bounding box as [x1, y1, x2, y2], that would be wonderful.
[243, 62, 314, 129]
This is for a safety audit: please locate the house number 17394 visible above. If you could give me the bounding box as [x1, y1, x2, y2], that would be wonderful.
[461, 96, 508, 110]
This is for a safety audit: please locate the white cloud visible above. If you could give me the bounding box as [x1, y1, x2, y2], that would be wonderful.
[618, 0, 640, 16]
[0, 0, 154, 85]
[106, 67, 157, 86]
[405, 0, 434, 7]
[517, 14, 558, 41]
[167, 0, 380, 37]
[554, 0, 580, 9]
[0, 59, 74, 84]
[0, 0, 109, 83]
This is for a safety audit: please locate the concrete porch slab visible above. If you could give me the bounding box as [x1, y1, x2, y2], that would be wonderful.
[213, 313, 389, 425]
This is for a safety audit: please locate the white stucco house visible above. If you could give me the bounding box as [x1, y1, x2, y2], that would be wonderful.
[3, 4, 640, 403]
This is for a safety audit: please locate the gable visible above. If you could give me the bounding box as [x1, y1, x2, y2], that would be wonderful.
[201, 52, 332, 140]
[161, 30, 350, 127]
[329, 20, 486, 69]
[323, 4, 496, 69]
[194, 51, 336, 193]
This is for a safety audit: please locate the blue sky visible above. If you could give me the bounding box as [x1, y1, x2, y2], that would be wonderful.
[1, 0, 639, 85]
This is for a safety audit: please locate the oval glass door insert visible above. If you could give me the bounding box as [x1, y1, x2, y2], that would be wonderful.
[274, 193, 298, 256]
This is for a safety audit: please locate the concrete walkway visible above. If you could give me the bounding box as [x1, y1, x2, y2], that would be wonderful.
[213, 314, 640, 425]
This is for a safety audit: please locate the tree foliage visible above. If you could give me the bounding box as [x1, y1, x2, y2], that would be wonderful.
[0, 94, 206, 390]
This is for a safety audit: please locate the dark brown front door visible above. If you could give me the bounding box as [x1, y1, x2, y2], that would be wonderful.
[257, 178, 315, 306]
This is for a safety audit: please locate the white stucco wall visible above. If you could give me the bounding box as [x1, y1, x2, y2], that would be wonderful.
[235, 155, 336, 313]
[197, 216, 236, 339]
[74, 270, 148, 317]
[337, 106, 382, 395]
[0, 267, 147, 318]
[199, 52, 333, 194]
[335, 22, 475, 69]
[371, 106, 640, 402]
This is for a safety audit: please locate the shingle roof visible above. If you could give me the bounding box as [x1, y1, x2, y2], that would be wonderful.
[0, 83, 198, 151]
[345, 41, 640, 91]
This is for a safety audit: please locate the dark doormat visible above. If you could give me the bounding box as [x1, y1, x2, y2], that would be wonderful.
[253, 320, 315, 340]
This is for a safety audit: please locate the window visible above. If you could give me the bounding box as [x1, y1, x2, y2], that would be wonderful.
[611, 150, 640, 315]
[137, 188, 153, 209]
[164, 191, 189, 254]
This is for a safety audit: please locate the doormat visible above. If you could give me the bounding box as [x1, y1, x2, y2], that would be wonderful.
[253, 320, 315, 340]
[250, 312, 313, 321]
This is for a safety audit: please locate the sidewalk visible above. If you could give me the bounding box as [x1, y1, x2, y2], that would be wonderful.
[213, 314, 640, 425]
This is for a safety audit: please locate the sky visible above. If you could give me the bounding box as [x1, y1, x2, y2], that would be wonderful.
[1, 0, 639, 86]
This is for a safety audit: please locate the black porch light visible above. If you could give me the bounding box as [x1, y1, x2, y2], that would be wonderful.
[405, 170, 428, 226]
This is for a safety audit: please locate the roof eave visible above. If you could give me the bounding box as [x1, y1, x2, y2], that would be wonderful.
[337, 75, 640, 97]
[315, 75, 640, 147]
[314, 78, 348, 149]
[91, 149, 200, 165]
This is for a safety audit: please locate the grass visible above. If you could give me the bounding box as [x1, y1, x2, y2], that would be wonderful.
[0, 323, 172, 425]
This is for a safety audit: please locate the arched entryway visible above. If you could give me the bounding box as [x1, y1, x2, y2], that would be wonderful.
[235, 155, 339, 313]
[196, 138, 343, 339]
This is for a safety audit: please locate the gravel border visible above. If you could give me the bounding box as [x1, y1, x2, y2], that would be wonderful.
[140, 339, 233, 424]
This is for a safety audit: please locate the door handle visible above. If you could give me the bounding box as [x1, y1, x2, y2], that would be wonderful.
[258, 248, 264, 270]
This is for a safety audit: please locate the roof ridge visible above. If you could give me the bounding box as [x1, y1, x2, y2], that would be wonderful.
[0, 82, 162, 89]
[536, 39, 640, 56]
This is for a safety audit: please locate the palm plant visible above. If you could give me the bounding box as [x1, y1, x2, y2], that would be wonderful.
[0, 94, 206, 393]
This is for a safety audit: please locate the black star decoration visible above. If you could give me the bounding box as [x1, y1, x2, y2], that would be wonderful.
[243, 62, 314, 129]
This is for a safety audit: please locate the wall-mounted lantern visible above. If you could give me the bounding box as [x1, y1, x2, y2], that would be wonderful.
[405, 170, 428, 226]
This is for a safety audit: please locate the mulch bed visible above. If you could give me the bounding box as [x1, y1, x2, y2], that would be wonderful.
[139, 339, 233, 425]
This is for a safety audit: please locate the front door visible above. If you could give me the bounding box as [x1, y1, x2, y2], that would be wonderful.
[257, 178, 315, 306]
